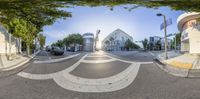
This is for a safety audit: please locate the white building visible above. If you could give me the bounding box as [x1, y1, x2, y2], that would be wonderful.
[0, 24, 21, 55]
[177, 12, 200, 54]
[102, 29, 133, 51]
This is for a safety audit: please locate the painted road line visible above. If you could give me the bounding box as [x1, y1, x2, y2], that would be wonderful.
[60, 54, 88, 73]
[18, 72, 55, 80]
[86, 55, 108, 57]
[54, 63, 140, 92]
[33, 53, 80, 64]
[149, 52, 156, 57]
[81, 59, 116, 64]
[104, 54, 153, 64]
[62, 63, 139, 85]
[18, 53, 141, 92]
[18, 54, 88, 78]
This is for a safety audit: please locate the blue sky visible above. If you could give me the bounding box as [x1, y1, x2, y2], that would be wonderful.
[42, 5, 185, 46]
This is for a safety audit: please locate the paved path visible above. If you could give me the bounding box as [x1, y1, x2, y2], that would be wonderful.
[1, 51, 200, 98]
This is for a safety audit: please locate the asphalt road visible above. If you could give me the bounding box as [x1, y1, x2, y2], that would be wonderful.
[1, 51, 200, 99]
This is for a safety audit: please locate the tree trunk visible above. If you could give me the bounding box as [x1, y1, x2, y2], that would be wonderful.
[8, 33, 12, 60]
[19, 38, 22, 54]
[26, 43, 30, 56]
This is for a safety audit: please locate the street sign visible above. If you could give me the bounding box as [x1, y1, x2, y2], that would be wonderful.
[160, 18, 172, 30]
[166, 33, 173, 37]
[166, 33, 176, 37]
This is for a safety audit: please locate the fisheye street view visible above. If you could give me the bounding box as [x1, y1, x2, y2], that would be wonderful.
[1, 0, 200, 99]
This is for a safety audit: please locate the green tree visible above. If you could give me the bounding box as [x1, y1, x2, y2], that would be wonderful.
[172, 33, 181, 49]
[0, 0, 71, 54]
[39, 34, 46, 49]
[142, 38, 148, 51]
[51, 40, 64, 48]
[124, 39, 139, 51]
[175, 33, 181, 46]
[63, 34, 83, 47]
[6, 18, 37, 55]
[0, 0, 71, 33]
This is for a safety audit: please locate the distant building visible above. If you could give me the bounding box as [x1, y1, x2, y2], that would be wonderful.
[149, 36, 162, 50]
[102, 29, 133, 51]
[160, 38, 173, 50]
[0, 24, 21, 55]
[177, 12, 200, 54]
[83, 33, 94, 52]
[149, 36, 172, 50]
[67, 43, 82, 52]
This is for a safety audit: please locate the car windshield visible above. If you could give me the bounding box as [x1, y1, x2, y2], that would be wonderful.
[54, 47, 60, 50]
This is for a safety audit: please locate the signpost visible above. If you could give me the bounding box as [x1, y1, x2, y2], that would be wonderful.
[157, 13, 172, 60]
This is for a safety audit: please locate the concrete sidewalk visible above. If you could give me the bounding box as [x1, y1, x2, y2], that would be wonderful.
[0, 51, 40, 78]
[152, 50, 200, 77]
[0, 55, 28, 70]
[163, 54, 198, 69]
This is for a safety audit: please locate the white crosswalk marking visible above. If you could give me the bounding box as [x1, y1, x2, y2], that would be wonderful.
[17, 52, 145, 92]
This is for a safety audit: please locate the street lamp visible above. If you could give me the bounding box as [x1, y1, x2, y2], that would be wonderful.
[157, 13, 168, 60]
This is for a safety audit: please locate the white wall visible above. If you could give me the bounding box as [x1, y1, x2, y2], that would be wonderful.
[0, 25, 19, 55]
[181, 42, 189, 52]
[187, 26, 200, 53]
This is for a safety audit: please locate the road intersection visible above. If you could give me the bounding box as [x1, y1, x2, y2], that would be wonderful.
[18, 51, 141, 92]
[1, 51, 200, 99]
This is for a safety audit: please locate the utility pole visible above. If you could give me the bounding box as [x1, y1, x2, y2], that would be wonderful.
[157, 13, 168, 60]
[174, 33, 176, 51]
[163, 15, 168, 59]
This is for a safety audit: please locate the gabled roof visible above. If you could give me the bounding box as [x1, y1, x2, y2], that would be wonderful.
[102, 29, 133, 43]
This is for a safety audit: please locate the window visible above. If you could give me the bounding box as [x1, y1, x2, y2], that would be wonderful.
[122, 37, 124, 41]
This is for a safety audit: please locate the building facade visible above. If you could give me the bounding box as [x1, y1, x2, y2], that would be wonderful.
[0, 24, 20, 55]
[149, 36, 172, 50]
[149, 36, 162, 50]
[177, 12, 200, 54]
[160, 38, 173, 50]
[83, 33, 94, 52]
[102, 29, 133, 51]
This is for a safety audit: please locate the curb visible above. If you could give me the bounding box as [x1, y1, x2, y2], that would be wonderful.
[0, 50, 41, 78]
[153, 59, 189, 77]
[154, 58, 200, 78]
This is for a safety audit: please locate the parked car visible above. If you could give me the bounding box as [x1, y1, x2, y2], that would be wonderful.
[50, 46, 64, 55]
[46, 46, 51, 52]
[67, 47, 75, 52]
